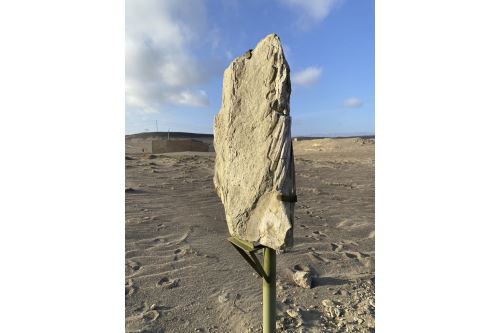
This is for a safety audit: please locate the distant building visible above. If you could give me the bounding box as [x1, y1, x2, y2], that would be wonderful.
[125, 132, 214, 154]
[151, 139, 210, 153]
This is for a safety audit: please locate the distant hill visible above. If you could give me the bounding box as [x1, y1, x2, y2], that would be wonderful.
[294, 135, 375, 141]
[125, 132, 374, 154]
[126, 132, 374, 141]
[126, 132, 213, 140]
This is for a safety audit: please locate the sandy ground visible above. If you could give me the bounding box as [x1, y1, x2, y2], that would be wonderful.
[125, 138, 375, 333]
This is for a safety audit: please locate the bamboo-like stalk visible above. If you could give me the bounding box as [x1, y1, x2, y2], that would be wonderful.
[262, 247, 276, 333]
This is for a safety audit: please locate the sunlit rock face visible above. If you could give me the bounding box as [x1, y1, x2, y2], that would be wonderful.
[213, 33, 295, 250]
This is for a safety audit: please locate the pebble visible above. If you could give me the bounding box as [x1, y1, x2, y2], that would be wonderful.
[293, 271, 312, 289]
[322, 299, 334, 308]
[218, 293, 229, 303]
[286, 309, 300, 318]
[322, 299, 341, 318]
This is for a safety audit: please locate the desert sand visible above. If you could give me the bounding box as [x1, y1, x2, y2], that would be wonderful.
[125, 136, 375, 333]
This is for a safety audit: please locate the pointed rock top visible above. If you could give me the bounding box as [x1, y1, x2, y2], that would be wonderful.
[229, 33, 286, 67]
[255, 32, 283, 51]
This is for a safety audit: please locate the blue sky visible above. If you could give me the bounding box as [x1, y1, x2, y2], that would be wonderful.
[125, 0, 374, 136]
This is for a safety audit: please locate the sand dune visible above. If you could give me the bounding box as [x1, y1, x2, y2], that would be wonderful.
[125, 137, 374, 332]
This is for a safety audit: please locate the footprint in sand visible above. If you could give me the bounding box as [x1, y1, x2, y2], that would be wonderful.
[331, 240, 359, 252]
[141, 310, 160, 322]
[172, 246, 199, 261]
[344, 251, 373, 270]
[344, 251, 371, 261]
[126, 279, 136, 296]
[157, 277, 180, 289]
[308, 251, 331, 264]
[173, 248, 182, 261]
[153, 237, 166, 243]
[127, 260, 141, 272]
[344, 252, 359, 259]
[311, 230, 328, 240]
[331, 243, 344, 252]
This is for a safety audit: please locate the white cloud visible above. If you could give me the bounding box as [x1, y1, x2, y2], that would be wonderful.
[343, 97, 363, 108]
[292, 67, 323, 86]
[280, 0, 344, 23]
[125, 0, 214, 113]
[168, 90, 210, 107]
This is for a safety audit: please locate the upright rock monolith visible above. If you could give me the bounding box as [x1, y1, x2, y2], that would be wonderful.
[214, 33, 295, 250]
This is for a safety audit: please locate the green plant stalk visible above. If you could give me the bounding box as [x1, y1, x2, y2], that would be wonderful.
[262, 247, 276, 333]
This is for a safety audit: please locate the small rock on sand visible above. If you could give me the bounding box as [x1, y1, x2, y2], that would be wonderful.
[286, 309, 300, 318]
[322, 299, 341, 318]
[293, 271, 312, 289]
[218, 292, 229, 303]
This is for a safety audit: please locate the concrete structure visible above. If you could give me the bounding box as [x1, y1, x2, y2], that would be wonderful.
[151, 139, 210, 153]
[125, 137, 152, 154]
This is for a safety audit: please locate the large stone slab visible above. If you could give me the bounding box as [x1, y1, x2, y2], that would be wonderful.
[213, 33, 295, 250]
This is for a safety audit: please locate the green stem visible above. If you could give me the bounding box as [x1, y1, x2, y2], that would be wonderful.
[263, 247, 276, 333]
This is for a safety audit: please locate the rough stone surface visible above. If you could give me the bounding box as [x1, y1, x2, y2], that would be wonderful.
[293, 271, 312, 289]
[213, 33, 295, 250]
